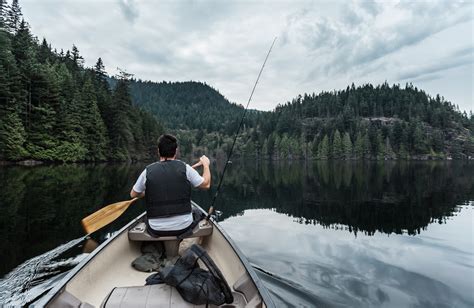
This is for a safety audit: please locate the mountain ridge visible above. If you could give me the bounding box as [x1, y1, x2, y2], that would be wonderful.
[127, 79, 474, 160]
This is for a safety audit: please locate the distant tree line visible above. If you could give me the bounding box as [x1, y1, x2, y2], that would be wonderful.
[0, 0, 163, 162]
[130, 80, 473, 160]
[254, 83, 474, 160]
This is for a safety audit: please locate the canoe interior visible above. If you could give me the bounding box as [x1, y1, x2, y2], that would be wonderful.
[42, 206, 269, 307]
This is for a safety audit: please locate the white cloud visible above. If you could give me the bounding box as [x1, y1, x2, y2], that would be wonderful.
[20, 0, 474, 112]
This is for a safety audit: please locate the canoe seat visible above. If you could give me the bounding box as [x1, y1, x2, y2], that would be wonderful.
[128, 220, 213, 241]
[128, 220, 213, 257]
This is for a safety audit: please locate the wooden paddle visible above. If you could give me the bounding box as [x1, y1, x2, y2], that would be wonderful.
[81, 198, 139, 234]
[81, 160, 204, 235]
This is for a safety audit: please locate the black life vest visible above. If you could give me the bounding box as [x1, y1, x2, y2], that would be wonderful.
[145, 160, 192, 218]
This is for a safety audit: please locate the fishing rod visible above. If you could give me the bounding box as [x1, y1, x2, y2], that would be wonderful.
[207, 37, 277, 219]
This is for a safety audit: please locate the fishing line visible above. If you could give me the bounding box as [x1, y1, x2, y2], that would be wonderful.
[207, 37, 277, 218]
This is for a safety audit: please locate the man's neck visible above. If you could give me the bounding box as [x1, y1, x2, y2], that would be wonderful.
[160, 157, 176, 162]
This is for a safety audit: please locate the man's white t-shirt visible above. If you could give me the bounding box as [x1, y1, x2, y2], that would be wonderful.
[132, 161, 204, 231]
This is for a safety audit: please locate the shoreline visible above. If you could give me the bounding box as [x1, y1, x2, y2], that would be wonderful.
[1, 156, 472, 166]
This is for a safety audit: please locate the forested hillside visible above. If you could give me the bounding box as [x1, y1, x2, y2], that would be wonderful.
[129, 80, 258, 133]
[130, 79, 473, 160]
[257, 83, 474, 160]
[0, 0, 163, 162]
[1, 0, 472, 163]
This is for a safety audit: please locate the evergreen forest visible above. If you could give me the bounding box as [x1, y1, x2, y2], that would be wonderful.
[1, 0, 473, 163]
[130, 80, 474, 161]
[0, 0, 163, 162]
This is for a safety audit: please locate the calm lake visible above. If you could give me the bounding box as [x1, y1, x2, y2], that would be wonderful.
[0, 161, 473, 307]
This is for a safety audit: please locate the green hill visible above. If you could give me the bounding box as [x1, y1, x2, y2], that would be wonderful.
[128, 79, 473, 160]
[129, 80, 252, 133]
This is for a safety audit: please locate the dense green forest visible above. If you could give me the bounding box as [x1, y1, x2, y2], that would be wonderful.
[130, 80, 474, 160]
[1, 0, 472, 163]
[0, 0, 163, 162]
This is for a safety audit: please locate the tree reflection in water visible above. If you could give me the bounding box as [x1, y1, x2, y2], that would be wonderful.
[195, 161, 474, 236]
[0, 161, 472, 277]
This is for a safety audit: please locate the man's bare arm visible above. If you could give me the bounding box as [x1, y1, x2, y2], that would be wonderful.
[198, 155, 211, 190]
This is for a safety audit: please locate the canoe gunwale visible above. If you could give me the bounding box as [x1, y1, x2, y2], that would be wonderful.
[202, 203, 275, 308]
[33, 202, 275, 308]
[32, 211, 146, 307]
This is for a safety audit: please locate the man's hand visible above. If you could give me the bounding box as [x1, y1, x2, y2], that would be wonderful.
[199, 155, 210, 166]
[130, 189, 145, 199]
[192, 155, 210, 169]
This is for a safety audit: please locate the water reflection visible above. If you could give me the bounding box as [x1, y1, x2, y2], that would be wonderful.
[0, 161, 472, 307]
[221, 207, 474, 307]
[0, 163, 146, 277]
[195, 161, 474, 236]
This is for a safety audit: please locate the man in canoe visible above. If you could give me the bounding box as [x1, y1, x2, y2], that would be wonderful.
[130, 134, 211, 236]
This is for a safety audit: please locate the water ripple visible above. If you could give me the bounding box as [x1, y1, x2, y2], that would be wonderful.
[0, 236, 86, 306]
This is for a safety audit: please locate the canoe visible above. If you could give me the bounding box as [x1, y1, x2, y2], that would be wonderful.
[33, 202, 275, 307]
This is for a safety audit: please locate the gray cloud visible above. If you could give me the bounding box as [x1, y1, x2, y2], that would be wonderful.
[397, 48, 473, 81]
[118, 0, 139, 23]
[293, 0, 473, 81]
[20, 0, 474, 112]
[358, 0, 381, 17]
[406, 73, 443, 84]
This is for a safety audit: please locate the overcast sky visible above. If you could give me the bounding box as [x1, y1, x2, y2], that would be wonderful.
[20, 0, 473, 112]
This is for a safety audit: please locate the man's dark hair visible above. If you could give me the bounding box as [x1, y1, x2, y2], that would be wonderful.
[158, 134, 178, 158]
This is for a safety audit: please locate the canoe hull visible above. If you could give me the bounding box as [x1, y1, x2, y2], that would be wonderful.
[34, 202, 274, 307]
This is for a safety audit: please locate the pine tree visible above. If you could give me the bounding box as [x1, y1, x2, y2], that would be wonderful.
[0, 111, 27, 160]
[26, 64, 61, 160]
[108, 75, 134, 160]
[280, 134, 290, 159]
[354, 132, 364, 159]
[71, 45, 84, 68]
[0, 0, 7, 28]
[342, 132, 353, 159]
[6, 0, 22, 33]
[318, 135, 329, 160]
[332, 129, 343, 159]
[413, 122, 426, 154]
[376, 131, 385, 159]
[13, 20, 37, 124]
[81, 77, 108, 160]
[38, 38, 52, 64]
[94, 57, 107, 82]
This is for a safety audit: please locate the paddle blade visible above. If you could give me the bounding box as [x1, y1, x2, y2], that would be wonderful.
[81, 198, 138, 234]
